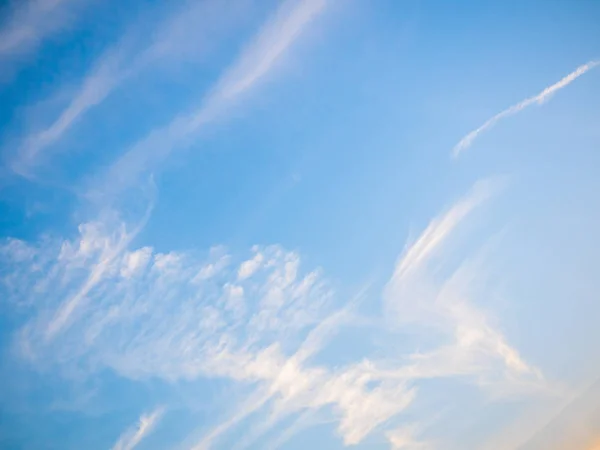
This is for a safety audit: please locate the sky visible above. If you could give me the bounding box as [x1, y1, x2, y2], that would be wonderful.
[0, 1, 599, 449]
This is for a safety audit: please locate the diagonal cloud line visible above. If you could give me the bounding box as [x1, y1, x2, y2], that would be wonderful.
[188, 284, 370, 450]
[13, 50, 133, 174]
[390, 178, 502, 282]
[11, 0, 239, 175]
[203, 0, 327, 106]
[190, 390, 274, 450]
[452, 60, 599, 158]
[111, 407, 164, 450]
[0, 0, 78, 57]
[92, 0, 330, 202]
[382, 177, 552, 396]
[44, 201, 154, 340]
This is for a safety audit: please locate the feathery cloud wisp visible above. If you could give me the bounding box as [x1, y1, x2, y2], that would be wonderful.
[204, 0, 327, 104]
[111, 408, 164, 450]
[382, 179, 549, 396]
[94, 0, 329, 200]
[1, 179, 557, 448]
[452, 60, 599, 157]
[43, 207, 152, 340]
[0, 0, 80, 59]
[12, 0, 240, 175]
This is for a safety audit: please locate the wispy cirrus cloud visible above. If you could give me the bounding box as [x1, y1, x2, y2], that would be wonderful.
[92, 0, 330, 201]
[3, 215, 400, 447]
[1, 213, 415, 448]
[11, 0, 246, 175]
[452, 60, 599, 157]
[188, 290, 416, 449]
[111, 407, 164, 450]
[0, 179, 558, 449]
[381, 179, 549, 398]
[0, 0, 83, 61]
[204, 0, 327, 103]
[177, 180, 555, 449]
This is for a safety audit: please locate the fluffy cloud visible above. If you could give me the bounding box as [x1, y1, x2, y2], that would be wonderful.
[1, 215, 413, 447]
[0, 179, 558, 448]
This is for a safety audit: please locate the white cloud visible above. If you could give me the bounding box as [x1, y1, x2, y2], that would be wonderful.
[120, 247, 152, 278]
[11, 0, 246, 175]
[13, 48, 127, 173]
[190, 391, 274, 450]
[44, 210, 150, 340]
[237, 250, 264, 280]
[381, 179, 549, 397]
[193, 248, 230, 282]
[111, 407, 164, 450]
[206, 0, 327, 103]
[390, 178, 498, 283]
[191, 345, 416, 449]
[2, 219, 414, 448]
[452, 60, 599, 157]
[0, 0, 82, 60]
[386, 425, 430, 450]
[92, 0, 330, 201]
[1, 179, 560, 449]
[5, 223, 332, 381]
[189, 290, 412, 449]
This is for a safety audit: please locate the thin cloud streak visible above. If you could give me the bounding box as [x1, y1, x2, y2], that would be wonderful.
[14, 50, 130, 174]
[205, 0, 327, 104]
[189, 288, 373, 450]
[190, 391, 273, 450]
[452, 60, 599, 157]
[0, 0, 78, 58]
[383, 179, 550, 395]
[111, 407, 164, 450]
[95, 0, 329, 201]
[44, 205, 152, 340]
[12, 0, 241, 175]
[390, 178, 498, 282]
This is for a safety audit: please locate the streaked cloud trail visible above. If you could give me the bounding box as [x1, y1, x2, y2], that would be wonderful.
[452, 60, 599, 157]
[0, 0, 79, 58]
[111, 408, 164, 450]
[382, 180, 546, 389]
[11, 0, 240, 175]
[94, 0, 329, 201]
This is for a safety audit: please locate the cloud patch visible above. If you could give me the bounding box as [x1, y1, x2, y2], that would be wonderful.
[111, 407, 164, 450]
[0, 179, 558, 448]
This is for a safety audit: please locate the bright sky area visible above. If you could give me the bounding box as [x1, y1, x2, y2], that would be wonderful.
[0, 1, 599, 449]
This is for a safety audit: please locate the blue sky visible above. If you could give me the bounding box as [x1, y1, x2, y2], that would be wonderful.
[1, 0, 600, 449]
